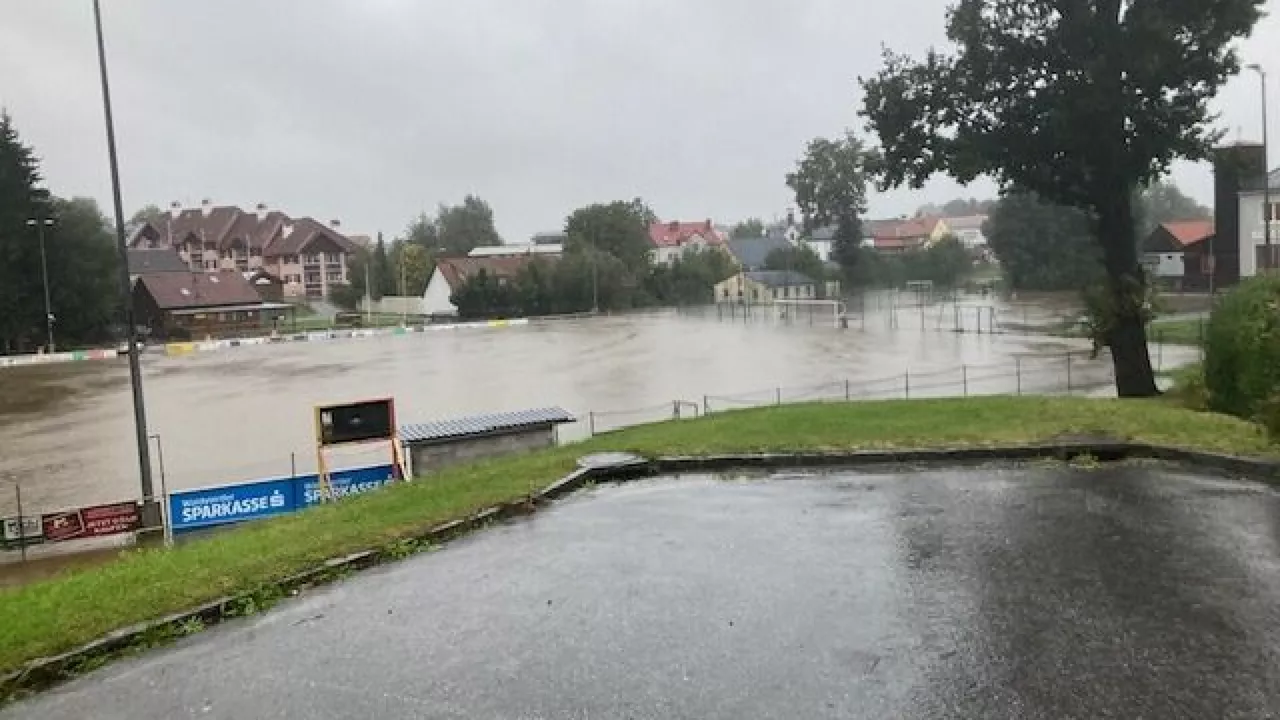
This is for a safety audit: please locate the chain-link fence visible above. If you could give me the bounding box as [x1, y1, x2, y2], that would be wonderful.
[584, 351, 1121, 436]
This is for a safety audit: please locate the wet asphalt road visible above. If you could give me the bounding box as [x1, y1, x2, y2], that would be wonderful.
[8, 463, 1280, 719]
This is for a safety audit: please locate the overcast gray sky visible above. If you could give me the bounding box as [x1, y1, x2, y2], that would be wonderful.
[1, 1, 1277, 242]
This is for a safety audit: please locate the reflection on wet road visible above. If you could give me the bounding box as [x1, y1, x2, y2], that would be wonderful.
[11, 464, 1280, 719]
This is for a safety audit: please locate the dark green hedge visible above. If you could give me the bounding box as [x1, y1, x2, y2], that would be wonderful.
[1204, 275, 1280, 436]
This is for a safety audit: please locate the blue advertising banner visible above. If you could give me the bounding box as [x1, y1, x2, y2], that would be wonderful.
[298, 465, 397, 507]
[169, 464, 397, 533]
[170, 477, 297, 532]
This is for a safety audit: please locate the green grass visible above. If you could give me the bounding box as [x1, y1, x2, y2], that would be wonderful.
[286, 313, 408, 332]
[1045, 316, 1207, 347]
[0, 396, 1274, 674]
[1149, 317, 1207, 347]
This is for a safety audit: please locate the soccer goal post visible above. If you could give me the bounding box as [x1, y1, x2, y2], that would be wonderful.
[770, 299, 848, 328]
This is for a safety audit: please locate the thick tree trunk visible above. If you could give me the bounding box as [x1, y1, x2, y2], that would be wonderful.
[1097, 194, 1160, 397]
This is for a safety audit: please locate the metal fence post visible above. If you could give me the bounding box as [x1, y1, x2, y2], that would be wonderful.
[845, 378, 851, 401]
[673, 400, 681, 420]
[703, 395, 710, 416]
[150, 433, 172, 547]
[1016, 357, 1022, 396]
[1066, 352, 1073, 395]
[14, 484, 26, 563]
[775, 387, 782, 406]
[962, 364, 969, 397]
[588, 411, 596, 437]
[905, 370, 911, 399]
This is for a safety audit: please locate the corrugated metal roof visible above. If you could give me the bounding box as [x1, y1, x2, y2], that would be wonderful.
[400, 407, 576, 444]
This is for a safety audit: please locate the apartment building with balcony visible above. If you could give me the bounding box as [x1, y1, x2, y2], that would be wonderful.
[128, 200, 357, 300]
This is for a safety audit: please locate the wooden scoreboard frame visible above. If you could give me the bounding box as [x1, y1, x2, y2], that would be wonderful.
[313, 397, 406, 502]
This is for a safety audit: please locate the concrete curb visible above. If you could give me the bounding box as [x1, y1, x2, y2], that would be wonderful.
[3, 440, 1277, 701]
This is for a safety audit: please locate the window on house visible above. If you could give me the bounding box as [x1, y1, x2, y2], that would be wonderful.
[1267, 201, 1280, 223]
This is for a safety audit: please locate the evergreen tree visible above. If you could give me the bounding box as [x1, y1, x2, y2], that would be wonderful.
[0, 112, 51, 352]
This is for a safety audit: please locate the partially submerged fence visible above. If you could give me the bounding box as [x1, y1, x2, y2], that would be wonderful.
[584, 351, 1118, 435]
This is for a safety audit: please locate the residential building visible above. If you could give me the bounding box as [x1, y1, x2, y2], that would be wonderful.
[726, 235, 792, 270]
[1141, 220, 1215, 291]
[865, 219, 932, 254]
[132, 270, 289, 340]
[126, 248, 187, 282]
[128, 201, 358, 300]
[530, 231, 568, 246]
[714, 270, 817, 304]
[468, 243, 563, 258]
[932, 215, 989, 247]
[802, 225, 836, 262]
[244, 268, 286, 303]
[648, 220, 728, 264]
[1237, 166, 1280, 278]
[422, 255, 552, 316]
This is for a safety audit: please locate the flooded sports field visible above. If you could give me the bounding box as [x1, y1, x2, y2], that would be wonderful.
[0, 298, 1198, 518]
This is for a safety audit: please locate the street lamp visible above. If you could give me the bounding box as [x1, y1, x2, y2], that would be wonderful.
[1246, 63, 1271, 270]
[93, 0, 156, 516]
[24, 217, 55, 351]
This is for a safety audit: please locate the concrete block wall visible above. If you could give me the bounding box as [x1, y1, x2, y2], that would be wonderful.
[408, 427, 556, 477]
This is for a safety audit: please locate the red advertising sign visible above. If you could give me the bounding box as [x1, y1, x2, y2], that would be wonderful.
[42, 502, 140, 543]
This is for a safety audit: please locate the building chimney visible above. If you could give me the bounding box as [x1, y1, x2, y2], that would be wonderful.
[201, 198, 212, 217]
[169, 201, 182, 218]
[256, 203, 268, 220]
[705, 218, 713, 231]
[329, 219, 341, 230]
[668, 220, 679, 232]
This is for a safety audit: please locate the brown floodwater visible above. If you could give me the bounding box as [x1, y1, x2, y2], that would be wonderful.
[0, 297, 1199, 528]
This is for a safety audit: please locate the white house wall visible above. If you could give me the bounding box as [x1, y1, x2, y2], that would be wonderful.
[1238, 193, 1280, 278]
[422, 266, 458, 316]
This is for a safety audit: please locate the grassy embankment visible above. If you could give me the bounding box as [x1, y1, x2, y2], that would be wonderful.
[1049, 316, 1206, 347]
[1148, 316, 1207, 347]
[0, 396, 1274, 675]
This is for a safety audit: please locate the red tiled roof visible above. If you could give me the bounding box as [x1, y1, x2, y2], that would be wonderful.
[871, 219, 932, 245]
[648, 220, 727, 248]
[1161, 220, 1214, 247]
[136, 271, 264, 310]
[434, 256, 554, 289]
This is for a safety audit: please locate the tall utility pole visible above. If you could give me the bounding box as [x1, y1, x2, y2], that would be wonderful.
[25, 217, 55, 351]
[1248, 63, 1272, 270]
[94, 0, 154, 510]
[364, 261, 372, 325]
[591, 244, 599, 314]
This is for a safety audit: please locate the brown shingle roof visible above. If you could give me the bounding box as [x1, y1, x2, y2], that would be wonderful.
[136, 271, 265, 310]
[130, 206, 356, 256]
[126, 248, 189, 274]
[267, 217, 358, 256]
[435, 256, 551, 289]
